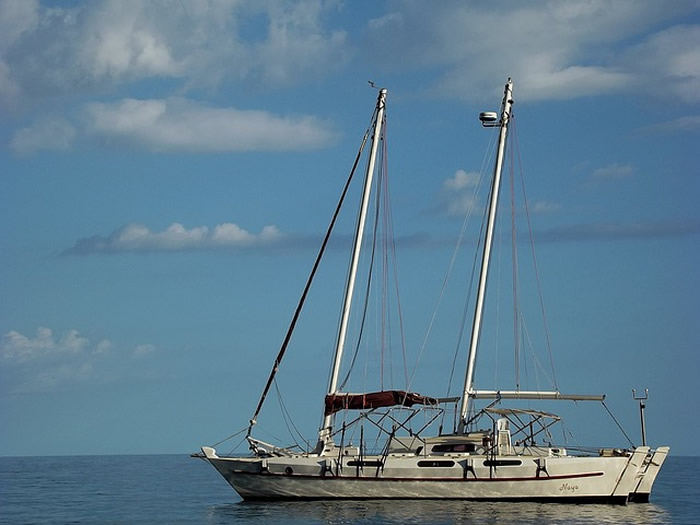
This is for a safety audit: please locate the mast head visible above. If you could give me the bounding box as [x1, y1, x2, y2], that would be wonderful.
[479, 79, 514, 128]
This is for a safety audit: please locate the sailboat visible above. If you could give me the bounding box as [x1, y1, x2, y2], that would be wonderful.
[197, 79, 669, 503]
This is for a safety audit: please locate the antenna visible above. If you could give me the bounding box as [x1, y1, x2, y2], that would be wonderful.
[632, 388, 649, 446]
[479, 112, 499, 126]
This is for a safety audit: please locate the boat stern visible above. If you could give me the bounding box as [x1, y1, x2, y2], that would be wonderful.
[628, 446, 670, 503]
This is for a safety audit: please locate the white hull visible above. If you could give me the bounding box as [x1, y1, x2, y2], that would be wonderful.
[201, 445, 668, 503]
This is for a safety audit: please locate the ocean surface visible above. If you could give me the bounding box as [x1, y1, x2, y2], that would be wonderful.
[0, 454, 697, 524]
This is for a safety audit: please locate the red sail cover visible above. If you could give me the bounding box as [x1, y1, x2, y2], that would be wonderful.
[324, 390, 438, 416]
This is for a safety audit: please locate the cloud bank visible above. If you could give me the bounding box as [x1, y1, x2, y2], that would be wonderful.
[536, 220, 700, 243]
[1, 0, 348, 108]
[0, 327, 156, 393]
[365, 1, 700, 103]
[3, 0, 345, 154]
[84, 97, 337, 152]
[3, 1, 698, 155]
[64, 222, 283, 255]
[10, 98, 338, 155]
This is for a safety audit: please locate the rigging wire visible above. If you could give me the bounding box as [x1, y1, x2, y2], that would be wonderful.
[338, 115, 386, 391]
[248, 106, 376, 436]
[602, 401, 636, 448]
[209, 427, 247, 449]
[508, 135, 521, 390]
[446, 210, 487, 398]
[225, 434, 250, 456]
[494, 171, 504, 390]
[274, 378, 312, 451]
[376, 135, 389, 390]
[512, 116, 559, 391]
[377, 118, 409, 392]
[407, 124, 499, 395]
[380, 123, 410, 390]
[338, 112, 408, 396]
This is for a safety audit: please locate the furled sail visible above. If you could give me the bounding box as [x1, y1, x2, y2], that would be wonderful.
[324, 390, 438, 416]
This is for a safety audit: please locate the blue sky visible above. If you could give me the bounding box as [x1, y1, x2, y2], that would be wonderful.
[1, 0, 699, 457]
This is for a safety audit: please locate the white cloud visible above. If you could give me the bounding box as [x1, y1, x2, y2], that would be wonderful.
[0, 0, 39, 51]
[65, 221, 283, 254]
[592, 163, 636, 179]
[60, 329, 90, 354]
[100, 222, 209, 251]
[440, 171, 560, 217]
[364, 1, 698, 103]
[84, 97, 338, 152]
[212, 223, 280, 244]
[0, 0, 38, 105]
[641, 115, 700, 134]
[85, 2, 181, 80]
[443, 169, 479, 191]
[0, 327, 90, 363]
[95, 339, 113, 355]
[0, 0, 348, 109]
[0, 326, 160, 393]
[1, 327, 100, 392]
[11, 96, 338, 154]
[441, 169, 482, 217]
[445, 194, 480, 217]
[1, 327, 53, 362]
[132, 344, 156, 358]
[622, 24, 700, 103]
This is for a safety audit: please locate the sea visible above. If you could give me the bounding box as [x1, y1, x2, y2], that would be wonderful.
[0, 455, 697, 524]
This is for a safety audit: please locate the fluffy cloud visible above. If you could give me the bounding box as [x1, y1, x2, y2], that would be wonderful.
[0, 0, 348, 109]
[1, 327, 101, 392]
[83, 97, 337, 152]
[441, 169, 483, 217]
[64, 222, 283, 254]
[365, 1, 699, 103]
[443, 169, 479, 191]
[0, 326, 157, 393]
[640, 115, 700, 134]
[440, 169, 561, 218]
[1, 327, 91, 363]
[132, 344, 156, 358]
[10, 97, 338, 153]
[621, 24, 700, 103]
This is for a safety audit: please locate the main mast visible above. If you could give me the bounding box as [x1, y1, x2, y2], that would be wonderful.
[458, 79, 514, 433]
[320, 88, 387, 441]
